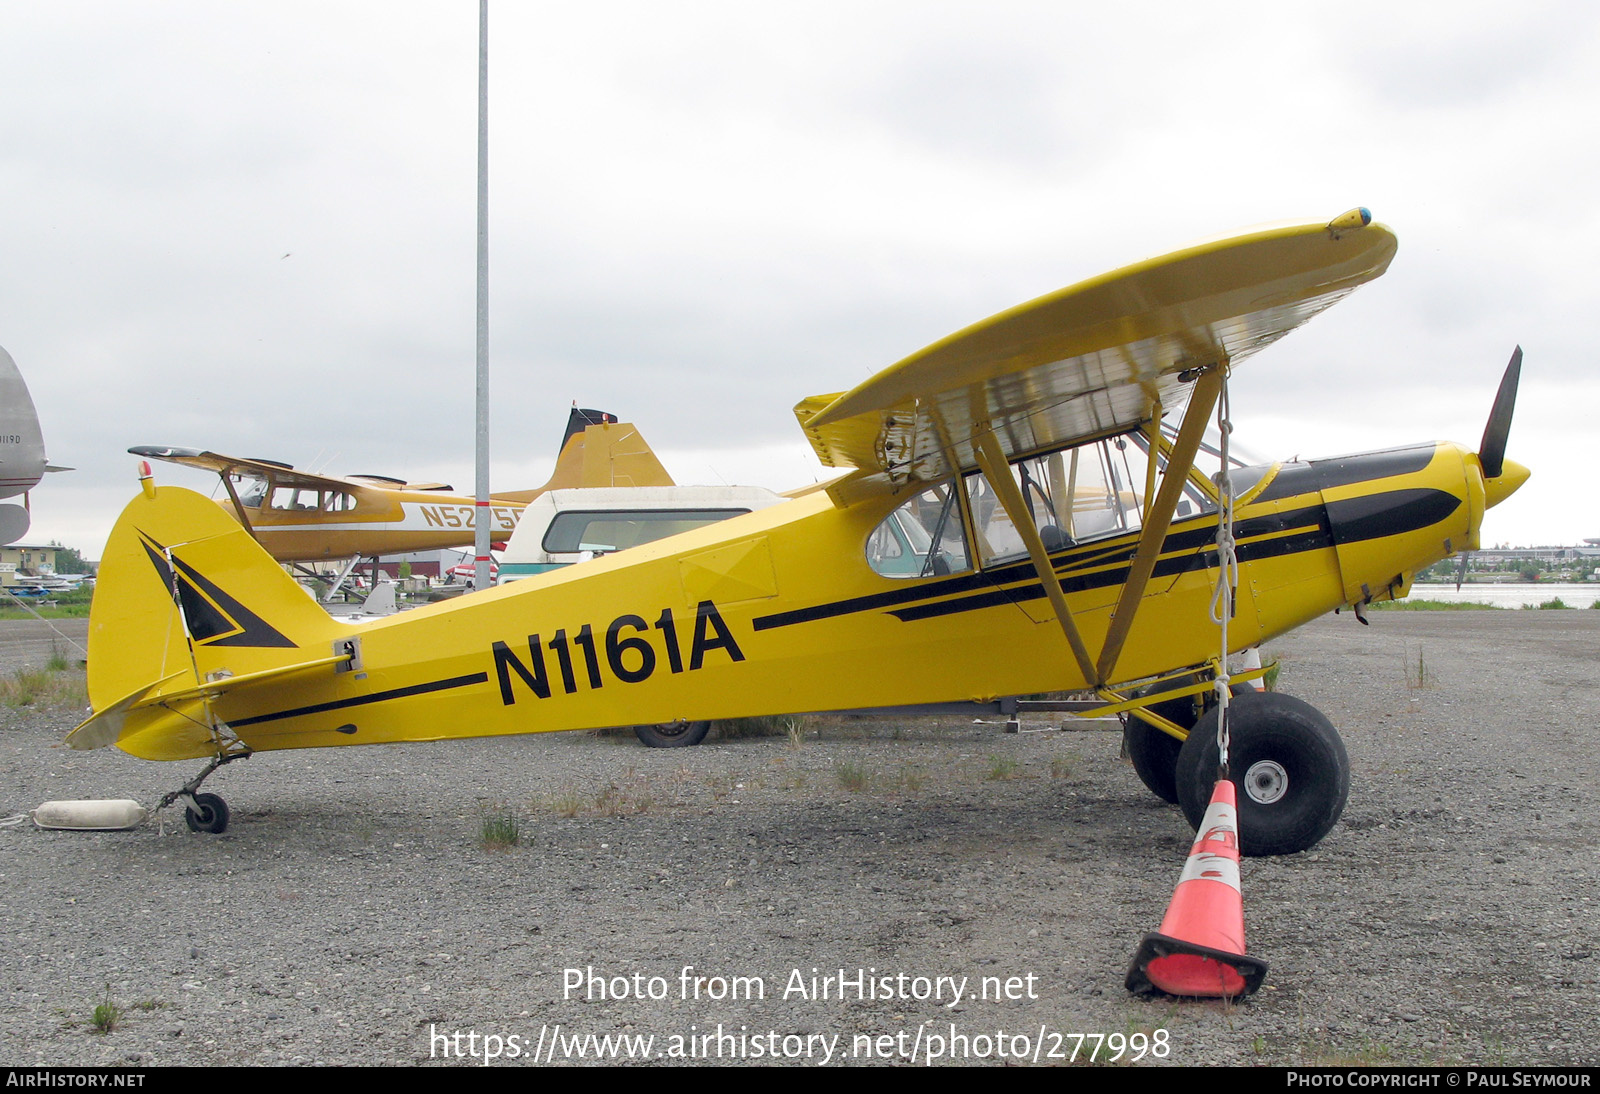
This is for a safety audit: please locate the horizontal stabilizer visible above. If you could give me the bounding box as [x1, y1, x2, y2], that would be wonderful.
[68, 653, 351, 751]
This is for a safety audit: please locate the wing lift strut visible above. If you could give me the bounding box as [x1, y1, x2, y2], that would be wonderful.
[968, 365, 1264, 735]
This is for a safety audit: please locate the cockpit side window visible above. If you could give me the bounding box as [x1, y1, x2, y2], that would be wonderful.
[963, 433, 1218, 569]
[268, 486, 321, 511]
[965, 449, 1112, 567]
[866, 482, 970, 579]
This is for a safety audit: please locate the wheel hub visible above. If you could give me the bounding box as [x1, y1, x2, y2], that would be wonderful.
[1243, 759, 1289, 804]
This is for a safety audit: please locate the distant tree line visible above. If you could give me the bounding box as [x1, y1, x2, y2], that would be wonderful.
[46, 542, 92, 574]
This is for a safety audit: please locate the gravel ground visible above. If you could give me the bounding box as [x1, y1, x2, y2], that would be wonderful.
[1, 610, 1595, 1067]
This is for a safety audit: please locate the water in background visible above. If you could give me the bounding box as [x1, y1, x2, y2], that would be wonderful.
[1404, 582, 1599, 609]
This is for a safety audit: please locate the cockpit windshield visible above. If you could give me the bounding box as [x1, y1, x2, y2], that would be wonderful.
[235, 476, 267, 509]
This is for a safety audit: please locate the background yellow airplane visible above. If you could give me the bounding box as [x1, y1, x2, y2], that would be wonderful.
[72, 211, 1526, 863]
[130, 407, 674, 572]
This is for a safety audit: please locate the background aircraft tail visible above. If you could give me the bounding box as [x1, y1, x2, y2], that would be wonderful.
[560, 406, 617, 449]
[82, 479, 342, 752]
[496, 413, 675, 501]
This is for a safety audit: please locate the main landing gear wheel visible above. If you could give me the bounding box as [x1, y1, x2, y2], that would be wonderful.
[183, 792, 230, 834]
[1174, 690, 1349, 857]
[633, 720, 712, 748]
[1123, 678, 1208, 804]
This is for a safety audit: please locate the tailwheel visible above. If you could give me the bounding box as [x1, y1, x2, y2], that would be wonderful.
[1173, 690, 1349, 857]
[158, 747, 251, 835]
[183, 792, 230, 834]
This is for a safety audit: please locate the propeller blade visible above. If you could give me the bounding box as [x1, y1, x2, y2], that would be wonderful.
[1478, 346, 1522, 479]
[1455, 550, 1469, 591]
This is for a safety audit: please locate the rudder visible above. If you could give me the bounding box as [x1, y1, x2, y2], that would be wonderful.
[84, 482, 340, 754]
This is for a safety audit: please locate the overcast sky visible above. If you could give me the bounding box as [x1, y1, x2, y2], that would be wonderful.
[2, 1, 1594, 558]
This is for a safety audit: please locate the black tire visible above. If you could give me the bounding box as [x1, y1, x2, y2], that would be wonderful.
[184, 792, 230, 834]
[1124, 677, 1211, 804]
[633, 720, 712, 748]
[1174, 690, 1349, 857]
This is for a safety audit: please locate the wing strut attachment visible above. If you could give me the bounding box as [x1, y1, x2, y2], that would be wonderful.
[1096, 367, 1224, 684]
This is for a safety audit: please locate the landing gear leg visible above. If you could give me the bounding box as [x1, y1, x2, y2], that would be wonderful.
[158, 747, 252, 835]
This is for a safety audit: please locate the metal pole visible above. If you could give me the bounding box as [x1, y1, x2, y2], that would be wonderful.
[472, 0, 492, 591]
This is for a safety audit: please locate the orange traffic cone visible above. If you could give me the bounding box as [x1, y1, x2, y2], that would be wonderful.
[1126, 779, 1267, 998]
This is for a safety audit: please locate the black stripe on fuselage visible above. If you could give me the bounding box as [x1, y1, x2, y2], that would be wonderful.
[1251, 444, 1438, 504]
[1327, 488, 1461, 546]
[751, 504, 1325, 632]
[227, 671, 489, 729]
[753, 487, 1459, 632]
[890, 521, 1334, 623]
[745, 509, 1257, 633]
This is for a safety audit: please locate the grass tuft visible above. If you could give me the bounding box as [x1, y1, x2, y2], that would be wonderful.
[1, 668, 50, 707]
[836, 762, 871, 791]
[479, 805, 521, 849]
[90, 986, 120, 1034]
[1404, 646, 1431, 690]
[547, 790, 585, 818]
[986, 755, 1020, 781]
[594, 781, 655, 816]
[784, 715, 807, 749]
[893, 767, 928, 792]
[0, 665, 87, 710]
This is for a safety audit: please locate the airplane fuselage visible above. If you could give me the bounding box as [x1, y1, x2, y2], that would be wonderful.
[219, 490, 526, 561]
[100, 438, 1507, 761]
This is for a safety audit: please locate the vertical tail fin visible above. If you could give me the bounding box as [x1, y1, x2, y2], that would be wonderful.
[496, 418, 675, 502]
[80, 482, 340, 757]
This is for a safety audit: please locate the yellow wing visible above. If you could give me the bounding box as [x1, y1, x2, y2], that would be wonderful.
[795, 210, 1396, 502]
[128, 447, 456, 493]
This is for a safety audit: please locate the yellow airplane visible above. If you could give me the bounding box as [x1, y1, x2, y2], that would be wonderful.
[70, 210, 1528, 858]
[130, 408, 674, 573]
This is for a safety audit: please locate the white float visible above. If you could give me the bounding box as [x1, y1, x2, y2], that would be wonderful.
[32, 799, 148, 830]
